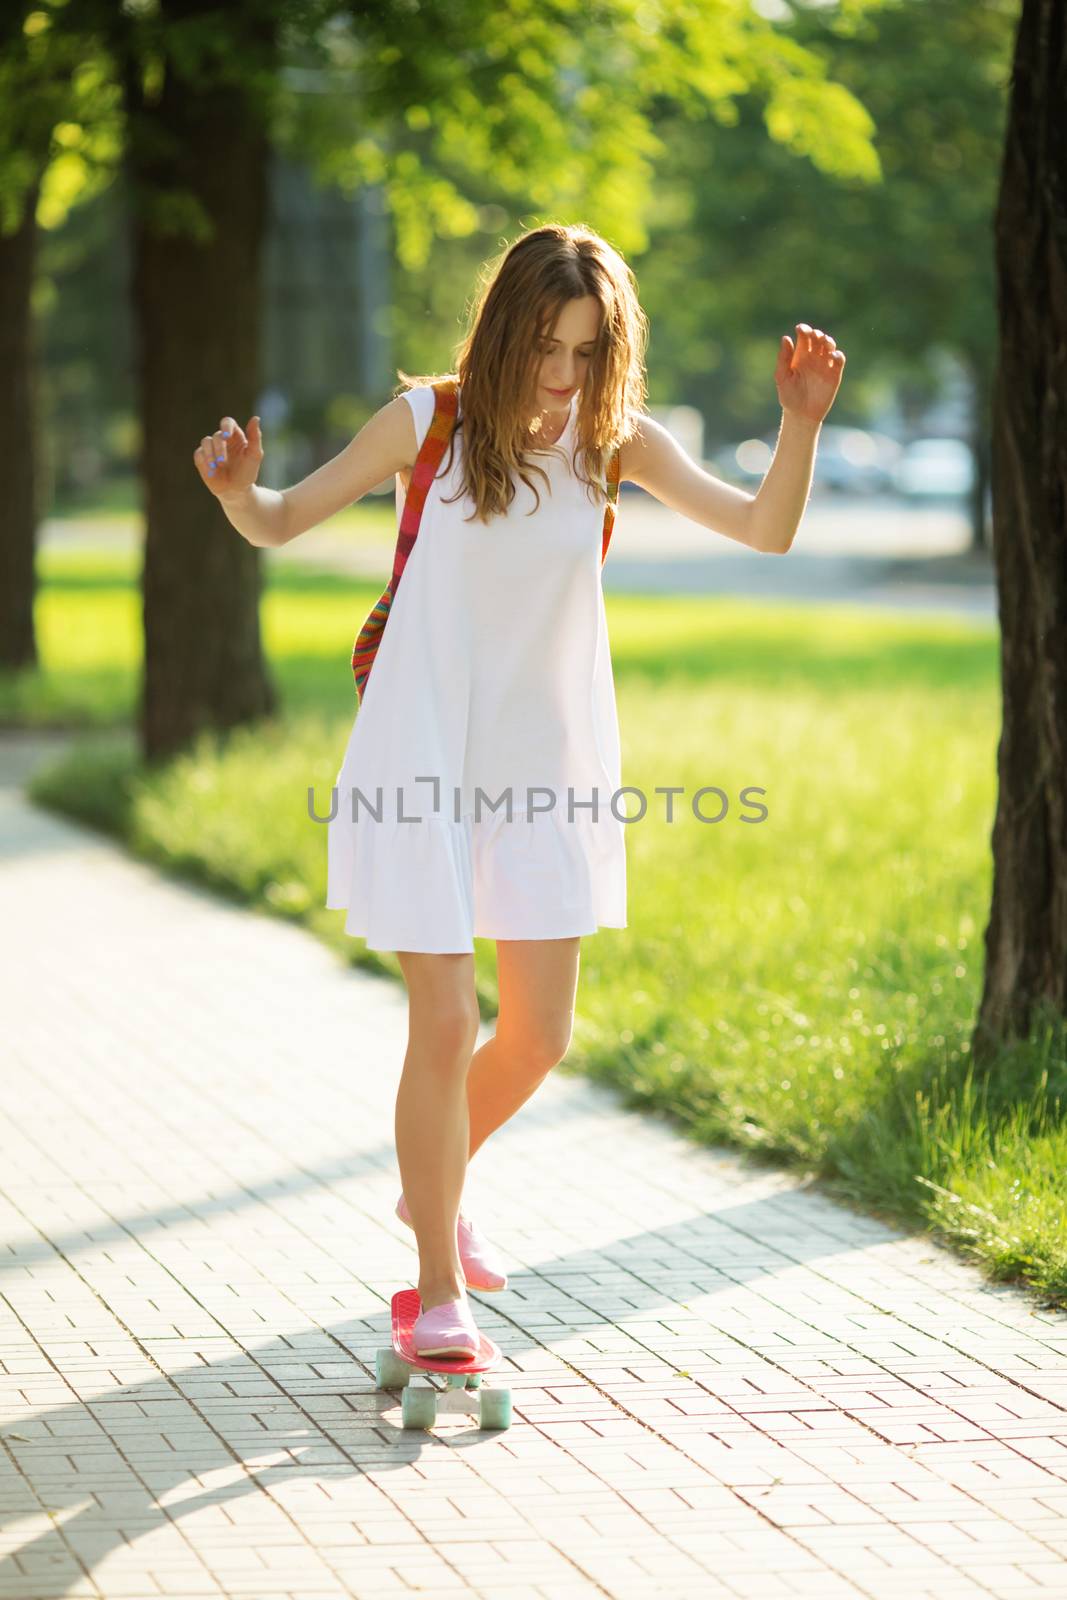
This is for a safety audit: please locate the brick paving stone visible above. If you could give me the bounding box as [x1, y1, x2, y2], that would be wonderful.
[2, 728, 1067, 1600]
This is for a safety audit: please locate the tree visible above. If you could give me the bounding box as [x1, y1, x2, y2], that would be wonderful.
[975, 0, 1067, 1051]
[0, 3, 119, 670]
[105, 0, 292, 755]
[0, 168, 43, 674]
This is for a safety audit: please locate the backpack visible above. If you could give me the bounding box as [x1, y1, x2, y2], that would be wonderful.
[351, 377, 621, 703]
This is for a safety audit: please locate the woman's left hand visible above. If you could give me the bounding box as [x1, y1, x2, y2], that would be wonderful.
[775, 323, 846, 424]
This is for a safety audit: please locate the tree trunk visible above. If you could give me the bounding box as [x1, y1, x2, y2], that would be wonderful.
[121, 0, 280, 761]
[967, 354, 992, 554]
[974, 0, 1067, 1056]
[0, 174, 43, 674]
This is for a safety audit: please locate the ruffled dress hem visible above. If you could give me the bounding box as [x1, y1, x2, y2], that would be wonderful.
[326, 802, 627, 954]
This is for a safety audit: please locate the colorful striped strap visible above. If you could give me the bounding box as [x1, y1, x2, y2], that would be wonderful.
[601, 442, 621, 564]
[350, 380, 460, 700]
[390, 378, 461, 588]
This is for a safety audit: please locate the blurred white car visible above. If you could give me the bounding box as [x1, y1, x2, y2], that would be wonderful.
[892, 437, 974, 499]
[707, 425, 900, 495]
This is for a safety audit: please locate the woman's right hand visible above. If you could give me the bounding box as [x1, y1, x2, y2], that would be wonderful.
[193, 415, 264, 500]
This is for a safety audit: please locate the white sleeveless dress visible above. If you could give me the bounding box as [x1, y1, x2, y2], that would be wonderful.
[325, 383, 628, 953]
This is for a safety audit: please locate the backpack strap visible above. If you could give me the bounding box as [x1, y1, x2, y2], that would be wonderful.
[351, 379, 460, 702]
[601, 445, 621, 565]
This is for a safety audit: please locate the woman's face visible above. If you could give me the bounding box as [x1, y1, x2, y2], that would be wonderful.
[533, 295, 601, 416]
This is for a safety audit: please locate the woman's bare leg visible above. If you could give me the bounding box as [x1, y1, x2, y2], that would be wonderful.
[465, 936, 582, 1164]
[395, 951, 481, 1312]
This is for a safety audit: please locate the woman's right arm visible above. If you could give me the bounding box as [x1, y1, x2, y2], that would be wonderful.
[194, 396, 417, 548]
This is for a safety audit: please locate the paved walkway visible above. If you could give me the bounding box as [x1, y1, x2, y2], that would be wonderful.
[2, 731, 1066, 1600]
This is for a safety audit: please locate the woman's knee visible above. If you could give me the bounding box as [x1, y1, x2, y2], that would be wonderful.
[501, 1015, 574, 1077]
[431, 995, 481, 1059]
[398, 952, 480, 1060]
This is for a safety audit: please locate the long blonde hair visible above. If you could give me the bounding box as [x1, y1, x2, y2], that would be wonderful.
[396, 223, 649, 525]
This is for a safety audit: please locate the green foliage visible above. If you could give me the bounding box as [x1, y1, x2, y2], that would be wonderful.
[31, 1, 995, 501]
[0, 2, 123, 235]
[635, 0, 1014, 439]
[251, 0, 891, 268]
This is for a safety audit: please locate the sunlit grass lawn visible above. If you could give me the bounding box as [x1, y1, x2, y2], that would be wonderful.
[11, 545, 1067, 1304]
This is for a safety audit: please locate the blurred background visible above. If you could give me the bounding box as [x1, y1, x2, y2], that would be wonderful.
[32, 0, 1008, 617]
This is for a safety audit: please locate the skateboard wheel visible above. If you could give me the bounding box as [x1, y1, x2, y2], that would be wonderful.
[479, 1387, 511, 1430]
[376, 1348, 411, 1389]
[446, 1372, 467, 1389]
[402, 1384, 437, 1429]
[465, 1373, 482, 1389]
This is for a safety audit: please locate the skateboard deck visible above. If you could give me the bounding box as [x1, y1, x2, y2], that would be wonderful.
[391, 1287, 500, 1374]
[378, 1288, 513, 1428]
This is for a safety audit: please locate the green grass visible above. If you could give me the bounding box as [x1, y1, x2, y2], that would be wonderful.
[8, 546, 1067, 1305]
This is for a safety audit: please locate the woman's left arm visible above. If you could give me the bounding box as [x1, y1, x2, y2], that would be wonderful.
[620, 322, 845, 556]
[749, 323, 847, 554]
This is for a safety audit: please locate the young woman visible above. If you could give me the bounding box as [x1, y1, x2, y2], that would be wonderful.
[194, 222, 843, 1360]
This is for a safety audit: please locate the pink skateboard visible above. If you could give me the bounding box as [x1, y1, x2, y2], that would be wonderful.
[375, 1288, 511, 1430]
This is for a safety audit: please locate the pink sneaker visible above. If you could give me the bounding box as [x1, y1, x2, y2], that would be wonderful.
[395, 1193, 508, 1292]
[412, 1294, 480, 1358]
